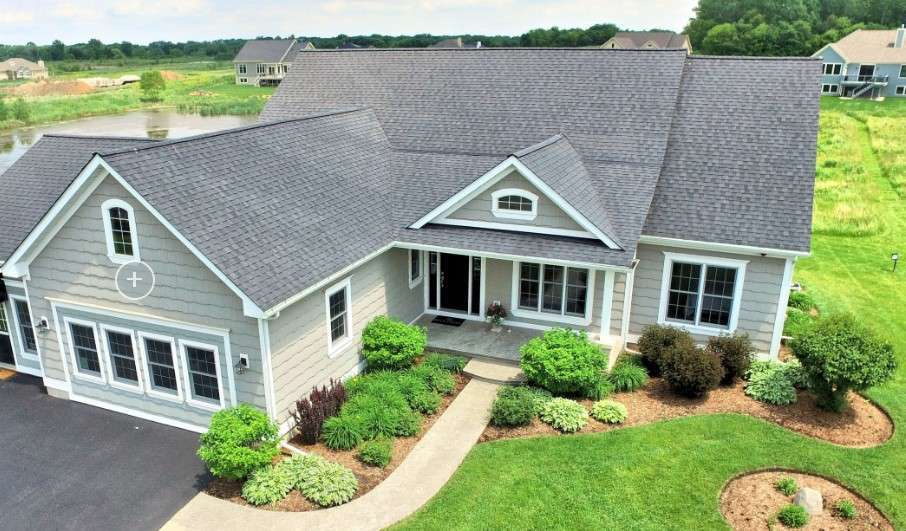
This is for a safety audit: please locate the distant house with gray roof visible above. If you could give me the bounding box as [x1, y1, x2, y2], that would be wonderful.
[601, 31, 691, 53]
[0, 48, 818, 433]
[0, 58, 48, 81]
[429, 37, 482, 49]
[813, 26, 906, 99]
[232, 39, 313, 86]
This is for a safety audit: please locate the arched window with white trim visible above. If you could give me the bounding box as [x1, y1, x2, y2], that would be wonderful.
[491, 188, 538, 221]
[102, 199, 140, 264]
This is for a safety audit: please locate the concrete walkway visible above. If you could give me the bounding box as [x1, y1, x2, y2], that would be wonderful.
[162, 378, 499, 531]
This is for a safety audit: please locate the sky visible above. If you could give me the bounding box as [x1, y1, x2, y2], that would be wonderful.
[0, 0, 699, 45]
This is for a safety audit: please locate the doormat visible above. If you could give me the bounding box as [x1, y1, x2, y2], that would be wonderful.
[0, 369, 15, 380]
[432, 316, 465, 327]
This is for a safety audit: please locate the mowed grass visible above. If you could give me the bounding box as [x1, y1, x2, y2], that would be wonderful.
[0, 65, 273, 129]
[395, 98, 906, 530]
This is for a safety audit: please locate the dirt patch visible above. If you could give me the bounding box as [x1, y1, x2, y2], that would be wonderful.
[481, 378, 892, 448]
[205, 373, 471, 511]
[5, 80, 94, 97]
[720, 470, 892, 530]
[159, 70, 184, 81]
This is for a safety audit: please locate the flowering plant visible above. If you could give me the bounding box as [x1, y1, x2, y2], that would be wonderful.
[486, 302, 507, 327]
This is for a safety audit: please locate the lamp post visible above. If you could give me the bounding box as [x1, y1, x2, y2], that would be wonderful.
[893, 252, 900, 273]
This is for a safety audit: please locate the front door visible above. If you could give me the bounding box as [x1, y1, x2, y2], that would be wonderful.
[440, 254, 470, 313]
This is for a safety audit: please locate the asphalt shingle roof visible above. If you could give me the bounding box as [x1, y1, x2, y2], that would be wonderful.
[606, 31, 689, 49]
[817, 29, 906, 64]
[233, 39, 300, 63]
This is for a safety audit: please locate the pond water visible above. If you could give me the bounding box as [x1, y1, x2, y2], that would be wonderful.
[0, 109, 258, 174]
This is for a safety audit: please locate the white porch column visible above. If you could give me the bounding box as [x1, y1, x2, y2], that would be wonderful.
[599, 270, 615, 343]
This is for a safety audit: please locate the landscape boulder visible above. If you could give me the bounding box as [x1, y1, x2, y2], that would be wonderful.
[793, 487, 823, 515]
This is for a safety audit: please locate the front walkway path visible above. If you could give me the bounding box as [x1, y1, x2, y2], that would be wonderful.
[162, 378, 500, 531]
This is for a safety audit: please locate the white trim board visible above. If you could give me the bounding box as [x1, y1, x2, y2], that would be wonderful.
[410, 156, 622, 249]
[638, 235, 809, 259]
[69, 392, 208, 433]
[769, 257, 796, 360]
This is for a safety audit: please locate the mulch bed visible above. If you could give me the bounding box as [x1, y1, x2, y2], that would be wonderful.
[720, 470, 893, 530]
[205, 372, 471, 512]
[480, 378, 892, 448]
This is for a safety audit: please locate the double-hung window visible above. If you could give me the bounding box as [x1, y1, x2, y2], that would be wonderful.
[257, 64, 266, 74]
[659, 253, 747, 333]
[66, 320, 104, 382]
[900, 65, 906, 79]
[102, 326, 141, 390]
[326, 278, 352, 355]
[822, 63, 842, 76]
[514, 262, 593, 324]
[141, 334, 180, 399]
[13, 299, 37, 355]
[181, 341, 222, 409]
[409, 250, 423, 288]
[238, 64, 247, 74]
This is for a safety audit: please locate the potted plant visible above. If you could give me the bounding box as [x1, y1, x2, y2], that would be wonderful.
[486, 302, 507, 332]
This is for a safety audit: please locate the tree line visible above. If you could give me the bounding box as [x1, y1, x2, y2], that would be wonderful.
[686, 0, 906, 56]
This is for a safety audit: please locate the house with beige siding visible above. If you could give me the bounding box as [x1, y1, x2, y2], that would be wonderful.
[0, 58, 49, 80]
[0, 48, 819, 433]
[232, 39, 313, 86]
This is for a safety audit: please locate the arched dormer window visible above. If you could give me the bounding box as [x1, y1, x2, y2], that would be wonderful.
[491, 188, 538, 221]
[102, 199, 140, 264]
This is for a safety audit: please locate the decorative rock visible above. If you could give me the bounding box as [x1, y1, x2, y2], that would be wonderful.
[793, 487, 823, 515]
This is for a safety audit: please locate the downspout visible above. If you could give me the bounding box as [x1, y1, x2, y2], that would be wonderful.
[257, 317, 278, 421]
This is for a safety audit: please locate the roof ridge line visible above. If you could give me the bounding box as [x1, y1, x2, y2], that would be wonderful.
[41, 134, 159, 142]
[302, 47, 690, 53]
[511, 134, 565, 157]
[101, 107, 369, 157]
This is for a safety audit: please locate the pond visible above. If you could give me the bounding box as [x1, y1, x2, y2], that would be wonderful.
[0, 109, 258, 174]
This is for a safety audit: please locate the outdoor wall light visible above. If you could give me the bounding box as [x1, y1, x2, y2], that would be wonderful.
[36, 316, 50, 335]
[893, 252, 901, 273]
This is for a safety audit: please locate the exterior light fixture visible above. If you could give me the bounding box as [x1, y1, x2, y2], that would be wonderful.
[893, 252, 900, 273]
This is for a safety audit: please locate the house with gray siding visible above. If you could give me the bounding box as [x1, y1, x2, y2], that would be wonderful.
[232, 39, 313, 86]
[601, 31, 691, 53]
[813, 26, 906, 99]
[0, 48, 819, 433]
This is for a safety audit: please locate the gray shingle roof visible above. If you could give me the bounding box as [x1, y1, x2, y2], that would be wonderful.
[0, 135, 155, 262]
[233, 39, 300, 63]
[606, 31, 689, 50]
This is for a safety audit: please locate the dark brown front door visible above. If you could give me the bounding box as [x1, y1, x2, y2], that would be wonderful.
[440, 253, 470, 313]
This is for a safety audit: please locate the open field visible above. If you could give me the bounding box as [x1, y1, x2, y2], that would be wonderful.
[395, 98, 906, 530]
[0, 63, 272, 130]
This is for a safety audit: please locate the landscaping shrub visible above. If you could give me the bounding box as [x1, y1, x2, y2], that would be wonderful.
[637, 324, 695, 376]
[745, 361, 799, 405]
[607, 361, 648, 392]
[298, 461, 359, 507]
[777, 504, 809, 528]
[394, 372, 431, 403]
[791, 313, 897, 412]
[409, 364, 456, 395]
[197, 404, 280, 481]
[12, 98, 30, 123]
[707, 334, 754, 385]
[783, 308, 815, 338]
[584, 377, 614, 400]
[835, 499, 857, 519]
[424, 353, 467, 373]
[490, 390, 536, 427]
[590, 399, 628, 424]
[322, 415, 365, 450]
[361, 316, 427, 370]
[774, 476, 797, 496]
[660, 344, 724, 398]
[410, 390, 442, 415]
[395, 410, 423, 437]
[281, 454, 328, 490]
[357, 437, 393, 468]
[241, 464, 293, 506]
[788, 290, 816, 312]
[290, 379, 347, 444]
[520, 328, 607, 396]
[539, 398, 588, 433]
[139, 71, 166, 102]
[497, 385, 552, 415]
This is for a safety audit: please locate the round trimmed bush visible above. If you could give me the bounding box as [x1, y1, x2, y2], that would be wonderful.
[197, 404, 280, 481]
[660, 344, 724, 398]
[590, 399, 627, 424]
[539, 398, 588, 433]
[322, 415, 365, 450]
[774, 476, 797, 496]
[792, 313, 897, 411]
[607, 362, 648, 392]
[298, 461, 359, 507]
[745, 361, 798, 405]
[497, 385, 552, 415]
[637, 324, 695, 376]
[520, 328, 607, 396]
[707, 333, 754, 385]
[490, 393, 536, 427]
[361, 316, 427, 370]
[241, 464, 293, 506]
[357, 436, 393, 468]
[776, 504, 809, 528]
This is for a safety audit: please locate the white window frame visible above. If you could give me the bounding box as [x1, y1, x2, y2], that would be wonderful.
[237, 64, 247, 74]
[899, 65, 906, 79]
[239, 77, 248, 84]
[408, 249, 424, 289]
[821, 84, 839, 94]
[325, 278, 353, 357]
[657, 252, 748, 336]
[179, 339, 225, 412]
[99, 324, 143, 393]
[822, 63, 842, 76]
[0, 301, 9, 335]
[138, 331, 183, 402]
[256, 63, 266, 74]
[510, 261, 595, 326]
[9, 296, 39, 360]
[63, 317, 106, 384]
[101, 199, 140, 265]
[491, 188, 539, 221]
[896, 86, 906, 96]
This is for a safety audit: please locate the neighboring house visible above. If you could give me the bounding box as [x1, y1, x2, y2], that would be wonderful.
[601, 31, 692, 53]
[0, 58, 49, 81]
[813, 26, 906, 99]
[232, 39, 313, 86]
[430, 37, 482, 49]
[0, 48, 819, 434]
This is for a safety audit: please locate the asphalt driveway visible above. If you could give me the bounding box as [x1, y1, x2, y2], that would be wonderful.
[0, 374, 208, 531]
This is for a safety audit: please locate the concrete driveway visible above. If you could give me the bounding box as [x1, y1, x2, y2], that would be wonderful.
[0, 374, 208, 531]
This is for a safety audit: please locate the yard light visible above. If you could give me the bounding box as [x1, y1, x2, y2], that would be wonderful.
[893, 252, 900, 273]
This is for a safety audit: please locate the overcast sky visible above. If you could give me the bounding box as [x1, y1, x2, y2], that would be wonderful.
[1, 0, 698, 45]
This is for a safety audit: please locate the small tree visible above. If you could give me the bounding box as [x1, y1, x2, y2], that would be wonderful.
[197, 404, 280, 480]
[290, 379, 347, 444]
[11, 98, 30, 123]
[140, 71, 166, 102]
[791, 313, 897, 412]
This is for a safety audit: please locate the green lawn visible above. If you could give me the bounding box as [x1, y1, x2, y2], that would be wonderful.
[395, 97, 906, 530]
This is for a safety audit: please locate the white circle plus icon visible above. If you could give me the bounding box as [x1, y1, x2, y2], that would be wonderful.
[115, 261, 156, 301]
